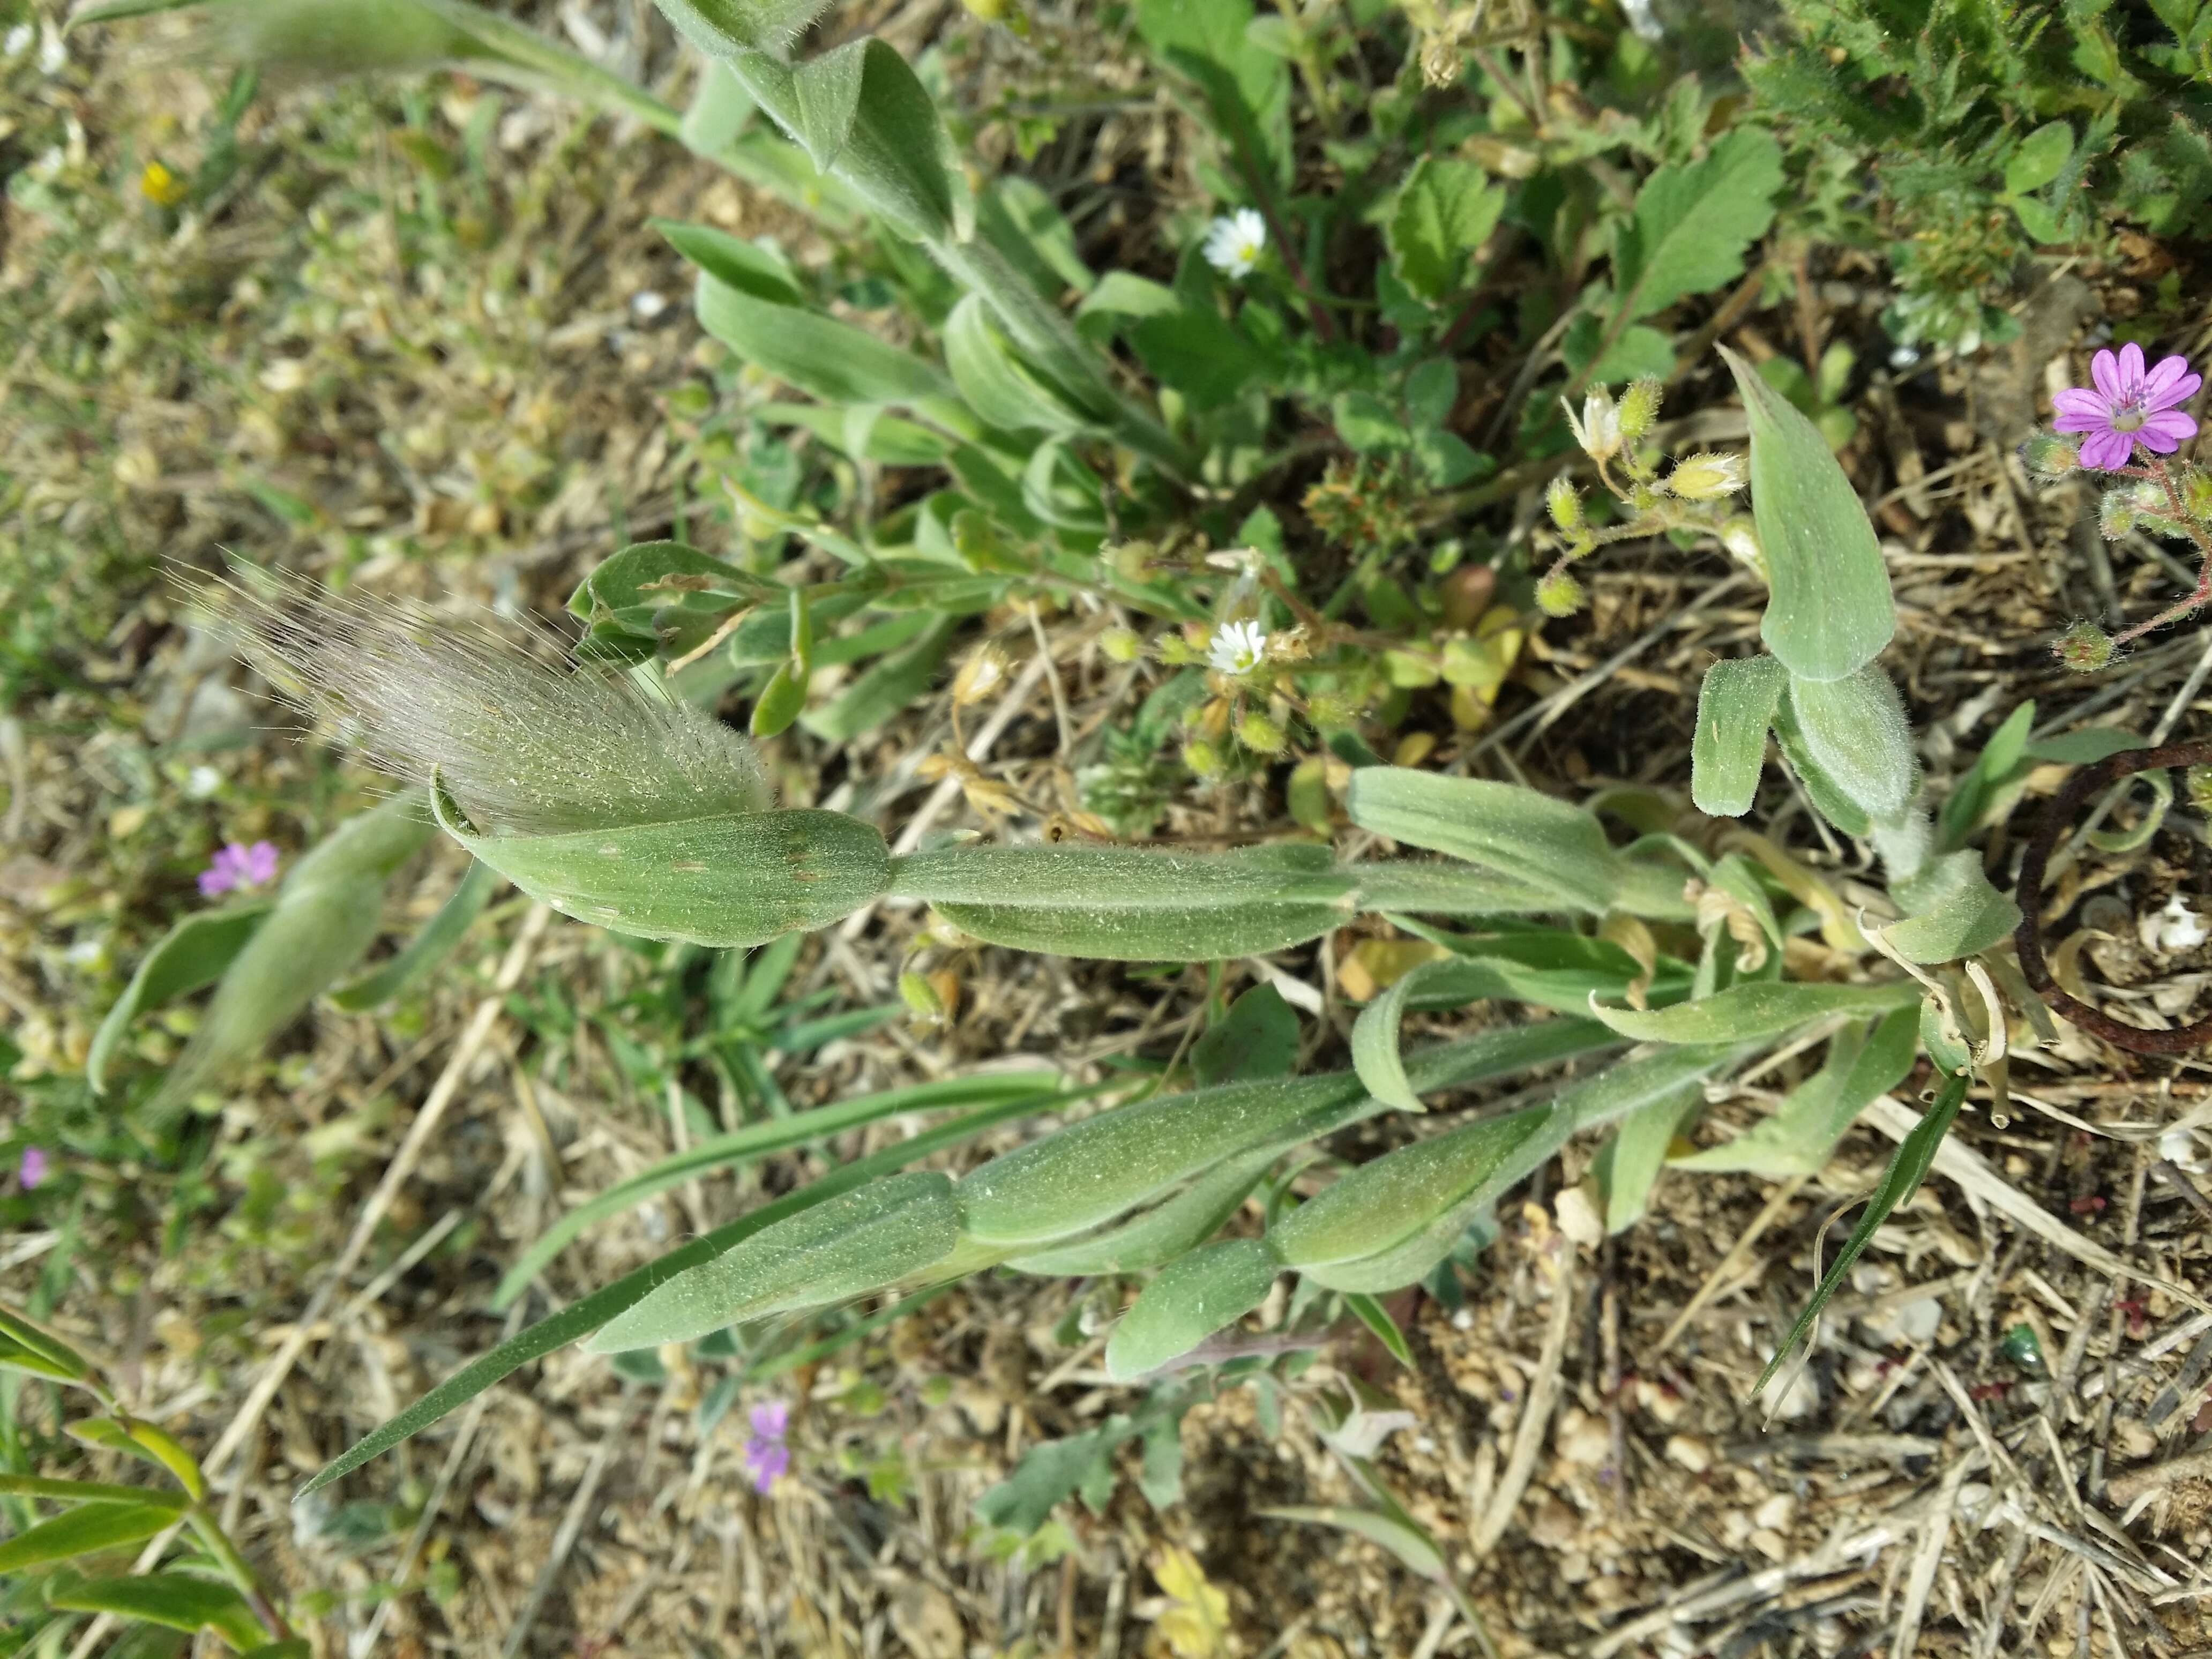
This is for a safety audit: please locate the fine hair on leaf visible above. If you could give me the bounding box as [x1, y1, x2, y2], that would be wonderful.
[195, 569, 773, 837]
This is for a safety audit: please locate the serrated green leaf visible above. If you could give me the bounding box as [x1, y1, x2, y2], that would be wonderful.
[1406, 360, 1459, 429]
[1588, 978, 1917, 1044]
[0, 1505, 178, 1573]
[88, 901, 272, 1095]
[1614, 128, 1783, 322]
[2005, 121, 2073, 194]
[587, 1171, 960, 1352]
[1334, 390, 1408, 452]
[891, 841, 1356, 961]
[1104, 1239, 1280, 1379]
[1720, 344, 1895, 683]
[1674, 1008, 1918, 1177]
[1755, 1072, 1967, 1397]
[1387, 156, 1505, 302]
[1691, 656, 1785, 817]
[1883, 850, 2022, 965]
[1782, 666, 1919, 825]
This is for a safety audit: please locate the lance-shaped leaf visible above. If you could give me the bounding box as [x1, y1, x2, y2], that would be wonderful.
[654, 221, 803, 307]
[1691, 655, 1786, 817]
[434, 786, 890, 947]
[1346, 768, 1621, 909]
[0, 1504, 181, 1572]
[1883, 850, 2022, 965]
[654, 0, 834, 54]
[1720, 344, 1894, 683]
[1302, 1044, 1739, 1292]
[1673, 1008, 1918, 1177]
[330, 857, 501, 1012]
[88, 899, 272, 1094]
[0, 1306, 92, 1386]
[587, 1172, 960, 1352]
[0, 1475, 187, 1509]
[1755, 1072, 1968, 1396]
[1589, 1080, 1706, 1232]
[1350, 958, 1462, 1115]
[1270, 1110, 1544, 1271]
[943, 294, 1095, 435]
[68, 1418, 204, 1501]
[150, 795, 437, 1116]
[48, 1574, 265, 1649]
[494, 1071, 1064, 1307]
[1346, 860, 1561, 916]
[1103, 1239, 1281, 1380]
[1588, 978, 1916, 1044]
[891, 841, 1356, 961]
[959, 1020, 1611, 1251]
[721, 40, 958, 241]
[1008, 1148, 1279, 1276]
[696, 274, 952, 408]
[1781, 666, 1920, 826]
[301, 1093, 1047, 1497]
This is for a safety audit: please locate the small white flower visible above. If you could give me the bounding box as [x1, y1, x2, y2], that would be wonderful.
[4, 24, 33, 57]
[185, 764, 222, 799]
[1201, 208, 1267, 279]
[38, 26, 63, 74]
[1561, 388, 1621, 464]
[1207, 618, 1268, 675]
[65, 938, 107, 969]
[630, 290, 669, 321]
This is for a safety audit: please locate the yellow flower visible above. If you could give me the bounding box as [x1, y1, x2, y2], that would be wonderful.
[139, 161, 188, 207]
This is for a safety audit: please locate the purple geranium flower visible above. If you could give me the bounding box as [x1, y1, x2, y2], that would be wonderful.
[19, 1147, 48, 1189]
[742, 1400, 789, 1493]
[2052, 342, 2201, 471]
[198, 840, 279, 898]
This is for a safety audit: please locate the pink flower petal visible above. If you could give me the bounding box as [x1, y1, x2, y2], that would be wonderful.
[2143, 365, 2202, 412]
[2136, 408, 2198, 452]
[242, 841, 279, 884]
[2142, 355, 2189, 397]
[2051, 388, 2110, 422]
[198, 868, 233, 897]
[2078, 429, 2133, 470]
[2090, 348, 2123, 401]
[2115, 341, 2146, 395]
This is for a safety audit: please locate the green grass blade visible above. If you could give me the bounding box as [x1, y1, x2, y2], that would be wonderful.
[299, 1089, 1062, 1498]
[1753, 1071, 1967, 1399]
[492, 1071, 1065, 1307]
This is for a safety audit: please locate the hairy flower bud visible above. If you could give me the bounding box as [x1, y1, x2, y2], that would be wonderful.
[2054, 620, 2115, 674]
[1237, 713, 1287, 755]
[2182, 467, 2212, 521]
[1534, 570, 1585, 618]
[1182, 738, 1223, 776]
[2098, 487, 2139, 541]
[1098, 626, 1144, 663]
[1546, 476, 1582, 532]
[1664, 451, 1747, 500]
[1617, 377, 1663, 441]
[1719, 516, 1766, 581]
[2019, 430, 2080, 478]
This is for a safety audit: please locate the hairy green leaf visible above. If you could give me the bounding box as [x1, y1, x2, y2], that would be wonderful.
[1268, 1110, 1544, 1269]
[1008, 1148, 1279, 1277]
[943, 294, 1094, 434]
[301, 1094, 1048, 1497]
[1589, 1079, 1705, 1232]
[1104, 1239, 1280, 1379]
[1721, 343, 1894, 682]
[1344, 768, 1620, 910]
[587, 1172, 960, 1351]
[1673, 1008, 1918, 1177]
[1782, 666, 1920, 824]
[48, 1574, 264, 1649]
[434, 788, 890, 948]
[1884, 850, 2022, 964]
[1691, 655, 1786, 817]
[88, 900, 272, 1094]
[330, 858, 501, 1012]
[892, 841, 1355, 961]
[1588, 978, 1917, 1044]
[695, 275, 951, 407]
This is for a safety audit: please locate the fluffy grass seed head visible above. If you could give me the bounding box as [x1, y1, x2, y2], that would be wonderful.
[204, 572, 772, 838]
